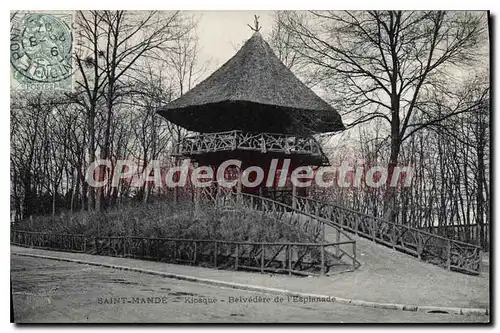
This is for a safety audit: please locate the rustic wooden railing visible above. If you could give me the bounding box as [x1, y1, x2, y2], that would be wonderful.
[198, 187, 361, 271]
[293, 196, 482, 275]
[10, 230, 356, 276]
[173, 130, 329, 165]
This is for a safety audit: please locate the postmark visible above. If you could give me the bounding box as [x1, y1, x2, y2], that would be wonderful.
[10, 12, 74, 93]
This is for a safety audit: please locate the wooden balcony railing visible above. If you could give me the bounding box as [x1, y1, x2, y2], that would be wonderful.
[174, 130, 329, 165]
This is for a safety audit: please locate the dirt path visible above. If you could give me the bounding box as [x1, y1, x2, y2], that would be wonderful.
[11, 255, 488, 323]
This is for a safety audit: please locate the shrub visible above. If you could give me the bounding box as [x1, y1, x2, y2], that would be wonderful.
[13, 200, 312, 243]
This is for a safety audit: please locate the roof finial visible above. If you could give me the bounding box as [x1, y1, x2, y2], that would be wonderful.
[247, 15, 261, 32]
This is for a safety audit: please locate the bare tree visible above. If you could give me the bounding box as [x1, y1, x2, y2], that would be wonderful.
[72, 10, 192, 211]
[275, 10, 488, 217]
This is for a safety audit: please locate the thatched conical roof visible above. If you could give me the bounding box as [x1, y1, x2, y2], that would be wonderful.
[157, 32, 344, 135]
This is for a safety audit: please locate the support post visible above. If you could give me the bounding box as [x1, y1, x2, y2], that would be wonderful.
[339, 209, 344, 231]
[292, 183, 297, 209]
[352, 242, 356, 270]
[214, 242, 218, 268]
[261, 244, 265, 273]
[372, 221, 376, 241]
[231, 131, 237, 150]
[157, 239, 161, 262]
[336, 229, 340, 257]
[320, 244, 325, 276]
[392, 225, 396, 250]
[236, 166, 242, 207]
[447, 239, 452, 270]
[478, 249, 483, 274]
[174, 186, 179, 205]
[194, 184, 200, 216]
[193, 241, 197, 264]
[322, 221, 326, 243]
[288, 245, 292, 275]
[123, 237, 127, 257]
[235, 243, 239, 270]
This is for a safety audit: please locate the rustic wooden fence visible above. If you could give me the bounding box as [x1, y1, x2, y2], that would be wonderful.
[198, 188, 361, 271]
[11, 230, 356, 276]
[422, 224, 489, 248]
[293, 196, 482, 275]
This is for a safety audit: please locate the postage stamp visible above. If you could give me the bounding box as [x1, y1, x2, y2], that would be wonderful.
[10, 12, 74, 93]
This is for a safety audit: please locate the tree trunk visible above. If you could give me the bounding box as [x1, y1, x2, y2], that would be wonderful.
[88, 113, 96, 211]
[383, 110, 401, 222]
[476, 122, 486, 249]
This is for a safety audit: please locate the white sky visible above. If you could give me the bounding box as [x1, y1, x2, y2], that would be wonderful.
[192, 11, 275, 75]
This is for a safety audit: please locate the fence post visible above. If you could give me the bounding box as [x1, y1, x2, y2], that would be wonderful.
[352, 242, 356, 270]
[447, 239, 452, 270]
[235, 243, 239, 270]
[123, 237, 127, 257]
[392, 225, 396, 250]
[355, 216, 359, 235]
[336, 229, 340, 257]
[417, 235, 422, 260]
[339, 209, 345, 230]
[320, 244, 325, 276]
[478, 248, 483, 274]
[193, 241, 197, 264]
[157, 239, 161, 262]
[371, 220, 376, 241]
[261, 244, 265, 273]
[94, 237, 98, 255]
[214, 242, 218, 268]
[319, 219, 324, 242]
[83, 237, 87, 253]
[288, 245, 292, 275]
[292, 184, 297, 209]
